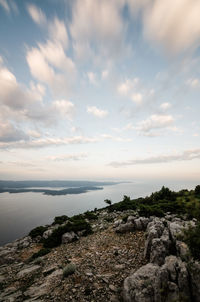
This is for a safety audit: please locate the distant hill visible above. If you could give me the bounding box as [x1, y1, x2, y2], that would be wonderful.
[0, 180, 120, 189]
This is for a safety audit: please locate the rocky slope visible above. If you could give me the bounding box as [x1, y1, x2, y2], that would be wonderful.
[0, 209, 199, 302]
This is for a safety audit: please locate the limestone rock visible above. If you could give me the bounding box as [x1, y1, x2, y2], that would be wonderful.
[17, 265, 41, 279]
[62, 231, 79, 244]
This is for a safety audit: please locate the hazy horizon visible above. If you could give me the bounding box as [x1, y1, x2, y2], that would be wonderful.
[0, 0, 200, 181]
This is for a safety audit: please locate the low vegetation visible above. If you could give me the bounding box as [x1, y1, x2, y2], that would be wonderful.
[30, 248, 51, 260]
[43, 218, 92, 248]
[29, 226, 48, 239]
[108, 185, 200, 220]
[183, 223, 200, 261]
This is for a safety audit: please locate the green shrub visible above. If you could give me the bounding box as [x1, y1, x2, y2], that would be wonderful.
[195, 185, 200, 196]
[84, 211, 98, 220]
[183, 223, 200, 261]
[30, 248, 51, 260]
[43, 219, 92, 248]
[63, 263, 76, 277]
[29, 226, 47, 238]
[52, 215, 68, 225]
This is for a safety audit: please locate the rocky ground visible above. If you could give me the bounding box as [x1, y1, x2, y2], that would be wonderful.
[0, 209, 200, 302]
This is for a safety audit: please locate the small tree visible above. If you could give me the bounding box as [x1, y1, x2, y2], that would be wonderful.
[104, 199, 112, 206]
[123, 195, 131, 202]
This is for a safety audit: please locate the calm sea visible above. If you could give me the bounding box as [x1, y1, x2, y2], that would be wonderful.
[0, 180, 198, 246]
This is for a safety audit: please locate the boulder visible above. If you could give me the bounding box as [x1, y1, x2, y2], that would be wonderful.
[115, 222, 135, 233]
[62, 231, 79, 244]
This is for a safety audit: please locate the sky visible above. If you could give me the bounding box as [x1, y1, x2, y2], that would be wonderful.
[0, 0, 200, 181]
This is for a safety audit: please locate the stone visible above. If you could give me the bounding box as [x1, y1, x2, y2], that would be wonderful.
[188, 261, 200, 302]
[43, 264, 58, 276]
[17, 265, 41, 278]
[43, 229, 54, 239]
[62, 231, 79, 244]
[115, 222, 134, 233]
[123, 263, 160, 302]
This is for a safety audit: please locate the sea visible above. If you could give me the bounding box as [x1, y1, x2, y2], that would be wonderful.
[0, 179, 198, 246]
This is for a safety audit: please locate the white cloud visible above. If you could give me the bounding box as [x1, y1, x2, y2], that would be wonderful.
[87, 72, 97, 85]
[160, 102, 171, 110]
[47, 153, 88, 161]
[53, 100, 75, 120]
[187, 78, 200, 88]
[109, 148, 200, 167]
[27, 4, 46, 25]
[102, 70, 109, 79]
[0, 121, 28, 142]
[0, 0, 9, 12]
[48, 17, 69, 48]
[26, 39, 76, 97]
[117, 78, 139, 96]
[87, 106, 108, 118]
[0, 136, 98, 149]
[70, 0, 125, 62]
[136, 114, 174, 135]
[142, 0, 200, 54]
[131, 93, 143, 104]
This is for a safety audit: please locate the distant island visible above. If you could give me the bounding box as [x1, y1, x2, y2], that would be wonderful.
[0, 180, 121, 196]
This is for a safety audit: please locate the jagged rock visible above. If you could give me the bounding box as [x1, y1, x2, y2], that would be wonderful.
[62, 231, 79, 244]
[176, 240, 190, 260]
[123, 256, 192, 302]
[17, 265, 41, 278]
[188, 261, 200, 302]
[0, 249, 16, 265]
[113, 219, 123, 228]
[24, 269, 62, 299]
[168, 221, 184, 241]
[144, 219, 165, 260]
[123, 263, 161, 302]
[43, 229, 54, 239]
[115, 222, 135, 233]
[17, 236, 32, 249]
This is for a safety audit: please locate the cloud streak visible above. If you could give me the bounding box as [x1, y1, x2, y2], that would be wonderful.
[109, 148, 200, 167]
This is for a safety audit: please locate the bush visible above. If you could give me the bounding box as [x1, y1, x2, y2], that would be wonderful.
[43, 219, 92, 248]
[84, 211, 98, 220]
[30, 248, 51, 260]
[29, 226, 47, 239]
[52, 215, 68, 225]
[183, 223, 200, 261]
[63, 263, 76, 277]
[195, 185, 200, 196]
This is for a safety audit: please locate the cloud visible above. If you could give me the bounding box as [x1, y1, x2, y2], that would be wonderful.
[47, 153, 88, 161]
[109, 148, 200, 167]
[53, 100, 75, 120]
[87, 106, 108, 118]
[0, 136, 98, 149]
[70, 0, 125, 62]
[117, 78, 139, 96]
[160, 102, 172, 110]
[48, 17, 69, 48]
[0, 0, 9, 12]
[0, 121, 29, 142]
[27, 4, 46, 25]
[102, 70, 109, 79]
[26, 18, 76, 97]
[0, 59, 75, 128]
[87, 72, 97, 85]
[142, 0, 200, 54]
[135, 114, 174, 134]
[131, 93, 143, 104]
[187, 78, 200, 88]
